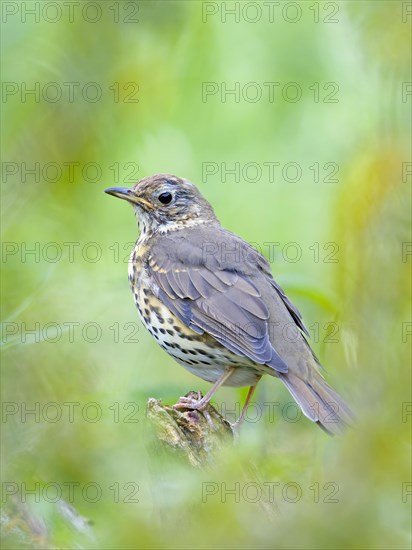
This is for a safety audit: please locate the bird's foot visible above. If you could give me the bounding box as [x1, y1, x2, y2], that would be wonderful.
[173, 391, 209, 411]
[173, 391, 217, 429]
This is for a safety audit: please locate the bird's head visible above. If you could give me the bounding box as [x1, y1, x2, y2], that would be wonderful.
[105, 174, 217, 235]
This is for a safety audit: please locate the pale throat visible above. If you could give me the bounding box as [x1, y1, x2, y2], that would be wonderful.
[133, 208, 158, 244]
[134, 208, 214, 241]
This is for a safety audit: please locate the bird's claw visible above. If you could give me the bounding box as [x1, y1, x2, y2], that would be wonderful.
[173, 392, 219, 429]
[173, 391, 208, 411]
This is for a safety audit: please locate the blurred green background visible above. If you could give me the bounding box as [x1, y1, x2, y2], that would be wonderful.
[1, 1, 411, 548]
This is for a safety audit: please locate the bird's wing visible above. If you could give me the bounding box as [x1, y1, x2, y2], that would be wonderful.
[147, 231, 289, 373]
[265, 274, 309, 337]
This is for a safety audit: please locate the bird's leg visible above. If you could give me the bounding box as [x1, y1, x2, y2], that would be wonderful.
[173, 367, 236, 411]
[232, 376, 262, 429]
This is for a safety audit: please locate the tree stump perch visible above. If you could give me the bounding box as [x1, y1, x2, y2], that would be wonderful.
[146, 391, 234, 467]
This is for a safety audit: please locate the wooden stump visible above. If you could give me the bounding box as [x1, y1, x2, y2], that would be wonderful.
[146, 391, 234, 467]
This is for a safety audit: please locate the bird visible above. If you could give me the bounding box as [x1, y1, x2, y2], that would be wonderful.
[105, 174, 354, 434]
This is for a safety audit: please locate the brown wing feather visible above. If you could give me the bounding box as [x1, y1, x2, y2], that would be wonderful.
[148, 235, 288, 373]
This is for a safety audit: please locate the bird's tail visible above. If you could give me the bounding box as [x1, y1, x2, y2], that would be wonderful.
[278, 371, 355, 435]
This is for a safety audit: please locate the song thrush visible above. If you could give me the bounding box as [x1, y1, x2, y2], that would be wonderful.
[105, 174, 353, 434]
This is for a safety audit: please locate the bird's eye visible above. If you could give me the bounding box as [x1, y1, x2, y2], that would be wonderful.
[158, 192, 173, 205]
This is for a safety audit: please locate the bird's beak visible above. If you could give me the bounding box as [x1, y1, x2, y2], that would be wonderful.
[104, 187, 153, 209]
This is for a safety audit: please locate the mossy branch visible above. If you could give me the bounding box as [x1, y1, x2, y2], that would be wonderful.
[146, 391, 234, 467]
